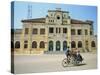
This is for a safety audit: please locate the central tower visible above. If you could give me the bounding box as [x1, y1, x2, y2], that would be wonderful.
[46, 8, 70, 25]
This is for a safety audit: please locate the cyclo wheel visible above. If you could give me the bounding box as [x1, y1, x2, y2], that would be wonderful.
[73, 59, 80, 66]
[62, 57, 71, 67]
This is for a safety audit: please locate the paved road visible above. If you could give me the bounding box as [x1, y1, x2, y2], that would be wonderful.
[13, 52, 97, 74]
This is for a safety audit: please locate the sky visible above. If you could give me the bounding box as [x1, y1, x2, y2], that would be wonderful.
[12, 1, 97, 34]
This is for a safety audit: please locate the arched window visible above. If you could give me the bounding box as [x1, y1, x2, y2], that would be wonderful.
[32, 41, 37, 48]
[91, 41, 96, 47]
[78, 41, 82, 48]
[71, 41, 76, 48]
[49, 41, 53, 51]
[63, 41, 67, 51]
[15, 41, 20, 48]
[40, 41, 45, 48]
[56, 41, 60, 51]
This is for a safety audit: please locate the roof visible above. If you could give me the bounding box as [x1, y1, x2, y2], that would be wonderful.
[71, 19, 93, 24]
[21, 18, 45, 23]
[21, 17, 93, 25]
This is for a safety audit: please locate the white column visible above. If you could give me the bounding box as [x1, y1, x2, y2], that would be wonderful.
[61, 40, 63, 51]
[53, 41, 56, 51]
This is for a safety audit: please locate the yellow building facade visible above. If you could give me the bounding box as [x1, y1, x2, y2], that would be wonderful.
[11, 8, 97, 54]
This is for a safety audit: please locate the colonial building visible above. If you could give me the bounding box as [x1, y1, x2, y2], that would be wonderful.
[11, 8, 97, 54]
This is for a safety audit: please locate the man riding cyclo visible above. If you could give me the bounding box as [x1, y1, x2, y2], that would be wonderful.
[65, 47, 72, 59]
[72, 48, 83, 63]
[65, 47, 83, 64]
[65, 46, 72, 63]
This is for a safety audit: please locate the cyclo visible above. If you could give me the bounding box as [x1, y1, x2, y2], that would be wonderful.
[62, 49, 84, 67]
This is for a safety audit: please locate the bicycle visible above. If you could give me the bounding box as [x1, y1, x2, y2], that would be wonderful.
[62, 55, 83, 67]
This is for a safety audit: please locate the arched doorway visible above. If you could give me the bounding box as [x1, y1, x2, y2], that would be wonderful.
[78, 41, 82, 48]
[49, 41, 53, 51]
[32, 41, 37, 48]
[56, 41, 60, 51]
[40, 41, 45, 48]
[91, 41, 96, 47]
[15, 41, 20, 49]
[63, 41, 67, 51]
[71, 41, 76, 48]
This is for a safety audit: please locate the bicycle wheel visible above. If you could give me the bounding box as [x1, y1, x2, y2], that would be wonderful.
[62, 58, 70, 67]
[73, 59, 80, 66]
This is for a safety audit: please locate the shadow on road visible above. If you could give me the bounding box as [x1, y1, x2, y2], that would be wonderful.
[62, 63, 87, 68]
[75, 63, 87, 66]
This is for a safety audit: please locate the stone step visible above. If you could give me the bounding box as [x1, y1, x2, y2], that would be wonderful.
[14, 50, 44, 55]
[44, 51, 65, 54]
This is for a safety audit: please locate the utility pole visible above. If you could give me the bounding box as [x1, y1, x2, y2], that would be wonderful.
[27, 4, 32, 19]
[27, 4, 32, 54]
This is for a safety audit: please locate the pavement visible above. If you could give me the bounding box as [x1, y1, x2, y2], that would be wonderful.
[13, 52, 97, 74]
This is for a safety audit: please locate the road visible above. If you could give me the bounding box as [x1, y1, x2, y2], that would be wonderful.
[13, 52, 97, 74]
